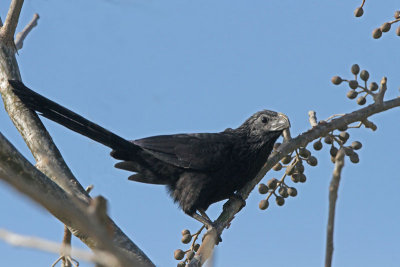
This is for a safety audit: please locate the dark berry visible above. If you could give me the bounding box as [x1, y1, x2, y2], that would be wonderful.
[181, 234, 192, 244]
[307, 156, 318, 166]
[281, 155, 292, 164]
[279, 187, 289, 198]
[259, 199, 269, 210]
[299, 174, 307, 183]
[339, 131, 349, 142]
[349, 80, 359, 89]
[372, 28, 382, 39]
[181, 229, 190, 236]
[324, 136, 333, 144]
[273, 162, 283, 171]
[258, 183, 269, 194]
[313, 140, 323, 150]
[380, 22, 391, 32]
[357, 96, 366, 105]
[354, 7, 364, 17]
[275, 196, 285, 206]
[360, 70, 369, 81]
[299, 148, 311, 158]
[330, 146, 338, 157]
[351, 64, 360, 75]
[347, 90, 358, 99]
[351, 141, 362, 150]
[331, 76, 343, 85]
[350, 152, 359, 163]
[174, 249, 185, 260]
[267, 178, 278, 190]
[288, 187, 298, 197]
[369, 82, 378, 91]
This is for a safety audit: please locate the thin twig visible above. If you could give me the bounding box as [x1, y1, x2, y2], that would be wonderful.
[0, 0, 24, 44]
[325, 148, 345, 267]
[15, 13, 39, 50]
[0, 228, 114, 266]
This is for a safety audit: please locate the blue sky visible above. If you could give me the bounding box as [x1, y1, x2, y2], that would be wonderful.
[1, 0, 400, 266]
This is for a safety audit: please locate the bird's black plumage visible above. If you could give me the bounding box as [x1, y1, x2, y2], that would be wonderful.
[9, 80, 290, 225]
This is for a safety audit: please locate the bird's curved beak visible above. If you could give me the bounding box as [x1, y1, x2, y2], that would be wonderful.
[270, 113, 290, 131]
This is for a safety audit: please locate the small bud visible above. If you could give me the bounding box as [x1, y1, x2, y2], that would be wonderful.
[273, 162, 283, 171]
[259, 199, 269, 210]
[324, 136, 333, 144]
[354, 7, 364, 17]
[350, 152, 359, 163]
[313, 140, 323, 150]
[307, 156, 318, 166]
[275, 196, 285, 206]
[357, 96, 367, 105]
[372, 28, 382, 39]
[330, 146, 338, 157]
[288, 187, 298, 197]
[258, 183, 269, 194]
[339, 131, 349, 142]
[174, 249, 185, 260]
[369, 82, 378, 91]
[360, 70, 369, 81]
[181, 229, 190, 236]
[351, 141, 362, 150]
[267, 178, 278, 190]
[194, 243, 200, 252]
[299, 148, 311, 158]
[186, 251, 195, 261]
[279, 187, 289, 198]
[351, 64, 360, 75]
[331, 76, 343, 85]
[380, 22, 391, 32]
[281, 155, 292, 164]
[394, 10, 400, 19]
[181, 234, 192, 244]
[347, 90, 358, 99]
[348, 80, 359, 89]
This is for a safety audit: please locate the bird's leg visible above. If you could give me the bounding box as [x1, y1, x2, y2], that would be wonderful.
[198, 209, 212, 222]
[191, 212, 214, 230]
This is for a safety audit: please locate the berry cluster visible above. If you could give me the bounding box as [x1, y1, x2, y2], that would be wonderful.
[372, 11, 400, 39]
[331, 64, 378, 106]
[313, 129, 362, 164]
[258, 143, 318, 210]
[174, 228, 203, 266]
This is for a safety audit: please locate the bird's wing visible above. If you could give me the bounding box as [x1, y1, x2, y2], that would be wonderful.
[133, 133, 235, 171]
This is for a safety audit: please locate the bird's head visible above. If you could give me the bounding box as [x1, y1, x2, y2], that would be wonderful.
[237, 110, 290, 138]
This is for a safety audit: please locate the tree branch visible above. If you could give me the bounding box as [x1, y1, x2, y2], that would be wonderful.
[0, 2, 153, 264]
[15, 13, 39, 50]
[0, 132, 152, 267]
[190, 97, 400, 265]
[325, 149, 345, 267]
[0, 0, 24, 45]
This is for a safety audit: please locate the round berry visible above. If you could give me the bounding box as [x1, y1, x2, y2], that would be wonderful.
[299, 173, 307, 183]
[357, 96, 366, 105]
[258, 183, 269, 194]
[181, 234, 192, 244]
[330, 146, 338, 157]
[307, 156, 318, 166]
[351, 141, 362, 150]
[381, 22, 391, 32]
[360, 70, 370, 81]
[349, 80, 359, 89]
[394, 10, 400, 19]
[273, 162, 283, 171]
[267, 178, 278, 190]
[351, 64, 360, 75]
[339, 131, 349, 142]
[259, 199, 269, 210]
[372, 28, 382, 39]
[331, 76, 343, 85]
[279, 186, 289, 198]
[347, 90, 358, 99]
[369, 82, 378, 91]
[350, 153, 359, 163]
[299, 148, 311, 158]
[354, 7, 364, 17]
[281, 155, 292, 164]
[174, 249, 185, 260]
[275, 196, 285, 206]
[181, 229, 190, 236]
[313, 140, 323, 150]
[288, 187, 298, 197]
[324, 136, 333, 144]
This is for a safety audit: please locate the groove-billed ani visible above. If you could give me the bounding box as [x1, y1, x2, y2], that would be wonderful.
[9, 80, 290, 228]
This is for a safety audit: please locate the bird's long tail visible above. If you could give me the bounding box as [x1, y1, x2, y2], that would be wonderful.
[9, 80, 139, 153]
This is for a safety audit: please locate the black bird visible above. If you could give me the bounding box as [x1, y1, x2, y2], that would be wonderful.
[9, 80, 290, 228]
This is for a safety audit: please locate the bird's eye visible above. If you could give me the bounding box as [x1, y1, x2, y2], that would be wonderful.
[261, 117, 269, 123]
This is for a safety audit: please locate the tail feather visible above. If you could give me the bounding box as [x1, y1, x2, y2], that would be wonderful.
[9, 80, 138, 153]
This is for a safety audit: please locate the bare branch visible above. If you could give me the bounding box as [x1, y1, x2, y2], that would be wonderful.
[0, 0, 24, 45]
[191, 96, 400, 265]
[0, 133, 153, 267]
[325, 149, 345, 267]
[0, 228, 117, 266]
[15, 13, 39, 50]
